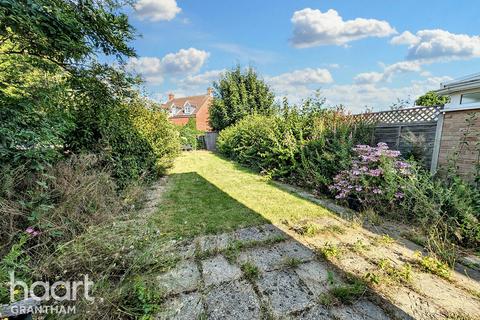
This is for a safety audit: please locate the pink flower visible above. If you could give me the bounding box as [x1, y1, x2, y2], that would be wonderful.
[394, 192, 404, 199]
[25, 227, 40, 237]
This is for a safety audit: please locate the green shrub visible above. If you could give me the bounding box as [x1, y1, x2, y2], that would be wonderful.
[177, 118, 203, 150]
[217, 114, 298, 176]
[209, 65, 276, 131]
[96, 99, 180, 187]
[330, 142, 480, 250]
[217, 103, 373, 190]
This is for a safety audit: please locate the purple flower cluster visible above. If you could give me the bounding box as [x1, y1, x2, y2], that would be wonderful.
[25, 227, 40, 237]
[329, 142, 410, 200]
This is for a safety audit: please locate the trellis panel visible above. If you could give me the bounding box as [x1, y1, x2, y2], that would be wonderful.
[354, 106, 442, 124]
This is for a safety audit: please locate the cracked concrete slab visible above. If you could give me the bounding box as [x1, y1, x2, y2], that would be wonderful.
[233, 224, 287, 243]
[157, 260, 201, 295]
[294, 261, 331, 296]
[156, 292, 204, 320]
[196, 233, 233, 253]
[237, 245, 285, 272]
[201, 255, 242, 286]
[204, 280, 261, 320]
[296, 305, 331, 320]
[329, 300, 391, 320]
[256, 269, 314, 317]
[275, 240, 315, 262]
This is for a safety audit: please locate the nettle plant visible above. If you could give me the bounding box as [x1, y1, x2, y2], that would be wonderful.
[329, 143, 411, 211]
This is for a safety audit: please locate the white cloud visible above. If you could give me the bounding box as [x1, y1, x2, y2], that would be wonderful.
[160, 48, 210, 74]
[354, 61, 422, 84]
[269, 68, 333, 86]
[354, 72, 384, 84]
[177, 69, 225, 92]
[267, 68, 333, 101]
[127, 48, 210, 84]
[390, 31, 418, 46]
[290, 8, 396, 47]
[134, 0, 181, 21]
[391, 29, 480, 62]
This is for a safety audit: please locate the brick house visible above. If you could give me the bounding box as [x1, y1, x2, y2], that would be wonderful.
[161, 88, 213, 131]
[433, 73, 480, 177]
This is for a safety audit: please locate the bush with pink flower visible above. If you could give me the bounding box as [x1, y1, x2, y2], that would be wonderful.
[329, 142, 411, 211]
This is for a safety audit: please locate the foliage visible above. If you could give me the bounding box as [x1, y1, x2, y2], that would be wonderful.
[0, 1, 181, 316]
[241, 262, 260, 280]
[217, 114, 293, 175]
[0, 0, 135, 68]
[98, 99, 180, 186]
[208, 65, 276, 131]
[415, 91, 450, 107]
[0, 234, 32, 304]
[329, 278, 366, 304]
[330, 143, 480, 250]
[329, 143, 411, 210]
[217, 98, 374, 191]
[0, 54, 75, 171]
[415, 252, 451, 279]
[177, 118, 203, 150]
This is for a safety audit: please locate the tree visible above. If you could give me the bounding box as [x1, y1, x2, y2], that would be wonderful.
[415, 91, 450, 107]
[208, 65, 276, 131]
[0, 0, 138, 169]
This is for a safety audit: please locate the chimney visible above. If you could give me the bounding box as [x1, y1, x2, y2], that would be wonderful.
[207, 87, 213, 96]
[168, 93, 175, 101]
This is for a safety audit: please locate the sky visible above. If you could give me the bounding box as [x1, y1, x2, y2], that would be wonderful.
[124, 0, 480, 112]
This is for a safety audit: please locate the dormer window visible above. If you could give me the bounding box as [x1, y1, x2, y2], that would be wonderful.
[170, 105, 178, 116]
[184, 102, 193, 115]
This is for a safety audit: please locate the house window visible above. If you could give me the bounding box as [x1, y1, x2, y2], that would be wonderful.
[460, 92, 480, 104]
[170, 106, 178, 116]
[184, 102, 193, 115]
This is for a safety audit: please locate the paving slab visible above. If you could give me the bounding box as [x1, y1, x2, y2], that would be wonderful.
[233, 224, 287, 243]
[384, 287, 442, 320]
[260, 224, 288, 238]
[177, 243, 196, 259]
[233, 226, 267, 242]
[413, 272, 480, 316]
[201, 255, 242, 286]
[157, 260, 201, 295]
[237, 245, 284, 272]
[295, 305, 331, 320]
[256, 269, 314, 317]
[196, 233, 233, 253]
[156, 292, 204, 320]
[329, 300, 391, 320]
[294, 261, 330, 296]
[274, 240, 315, 262]
[204, 280, 261, 320]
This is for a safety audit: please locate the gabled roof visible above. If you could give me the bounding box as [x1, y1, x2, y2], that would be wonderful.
[161, 94, 212, 118]
[436, 72, 480, 95]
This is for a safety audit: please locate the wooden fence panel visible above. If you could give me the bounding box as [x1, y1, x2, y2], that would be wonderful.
[371, 122, 438, 168]
[354, 107, 443, 169]
[204, 131, 218, 151]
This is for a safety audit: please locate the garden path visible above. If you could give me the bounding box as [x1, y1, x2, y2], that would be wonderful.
[151, 151, 480, 319]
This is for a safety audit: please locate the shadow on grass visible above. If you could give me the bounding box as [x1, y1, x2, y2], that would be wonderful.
[151, 169, 415, 319]
[151, 172, 269, 238]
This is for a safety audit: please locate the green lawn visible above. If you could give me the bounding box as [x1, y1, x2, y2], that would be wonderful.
[153, 151, 331, 239]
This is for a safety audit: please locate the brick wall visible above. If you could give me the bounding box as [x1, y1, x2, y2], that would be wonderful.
[438, 109, 480, 176]
[195, 98, 212, 131]
[170, 117, 189, 126]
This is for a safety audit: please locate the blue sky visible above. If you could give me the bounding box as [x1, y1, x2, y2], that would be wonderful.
[125, 0, 480, 112]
